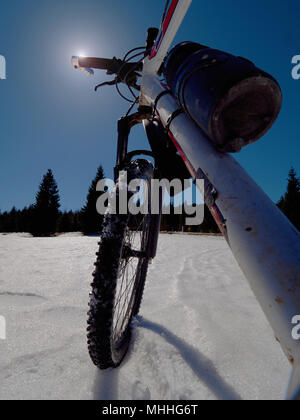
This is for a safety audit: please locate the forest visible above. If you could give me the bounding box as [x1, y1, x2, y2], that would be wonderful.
[1, 167, 299, 236]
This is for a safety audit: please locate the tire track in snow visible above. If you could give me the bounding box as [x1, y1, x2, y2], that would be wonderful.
[0, 291, 47, 307]
[135, 317, 242, 400]
[136, 238, 238, 398]
[171, 240, 253, 389]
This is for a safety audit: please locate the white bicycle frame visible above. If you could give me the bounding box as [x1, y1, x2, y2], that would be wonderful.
[140, 0, 300, 399]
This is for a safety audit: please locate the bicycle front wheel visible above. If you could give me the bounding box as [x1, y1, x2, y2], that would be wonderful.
[87, 159, 156, 369]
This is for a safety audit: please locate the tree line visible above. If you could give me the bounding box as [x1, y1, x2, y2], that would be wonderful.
[0, 167, 299, 236]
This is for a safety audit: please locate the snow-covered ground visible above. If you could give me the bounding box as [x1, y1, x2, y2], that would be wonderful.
[0, 233, 291, 400]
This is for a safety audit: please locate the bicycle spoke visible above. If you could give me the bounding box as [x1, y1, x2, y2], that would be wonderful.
[112, 213, 148, 343]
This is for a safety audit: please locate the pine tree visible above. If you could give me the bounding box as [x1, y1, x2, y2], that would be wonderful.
[72, 211, 81, 231]
[0, 210, 9, 232]
[8, 207, 17, 232]
[80, 166, 105, 235]
[277, 167, 300, 231]
[19, 206, 35, 233]
[58, 211, 79, 233]
[31, 169, 61, 236]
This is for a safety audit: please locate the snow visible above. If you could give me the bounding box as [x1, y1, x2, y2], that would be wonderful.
[0, 233, 291, 400]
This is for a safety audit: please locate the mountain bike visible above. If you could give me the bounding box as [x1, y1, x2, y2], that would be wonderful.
[72, 0, 300, 399]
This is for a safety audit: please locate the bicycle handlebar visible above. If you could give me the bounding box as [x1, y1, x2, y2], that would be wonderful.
[72, 56, 143, 78]
[74, 56, 119, 72]
[71, 28, 158, 86]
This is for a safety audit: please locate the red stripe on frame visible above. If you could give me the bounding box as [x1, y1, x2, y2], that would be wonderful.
[149, 0, 179, 59]
[163, 0, 179, 34]
[210, 205, 222, 232]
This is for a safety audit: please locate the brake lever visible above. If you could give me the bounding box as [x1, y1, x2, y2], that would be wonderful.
[94, 79, 117, 92]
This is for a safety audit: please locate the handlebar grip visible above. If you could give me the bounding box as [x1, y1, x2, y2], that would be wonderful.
[77, 57, 116, 71]
[71, 55, 143, 83]
[72, 56, 121, 73]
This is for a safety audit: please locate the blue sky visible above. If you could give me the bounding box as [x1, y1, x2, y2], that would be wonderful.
[0, 0, 299, 211]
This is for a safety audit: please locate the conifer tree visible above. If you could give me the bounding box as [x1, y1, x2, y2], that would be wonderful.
[278, 167, 300, 231]
[31, 169, 61, 236]
[80, 166, 105, 235]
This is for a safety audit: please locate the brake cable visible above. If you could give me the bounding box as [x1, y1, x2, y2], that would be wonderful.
[94, 49, 146, 102]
